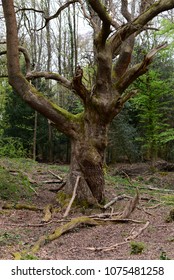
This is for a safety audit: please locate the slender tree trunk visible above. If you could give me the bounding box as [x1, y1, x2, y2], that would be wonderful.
[33, 111, 38, 161]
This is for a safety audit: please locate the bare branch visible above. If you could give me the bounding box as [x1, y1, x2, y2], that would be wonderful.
[26, 71, 72, 89]
[110, 0, 174, 56]
[37, 0, 79, 31]
[117, 42, 168, 99]
[89, 0, 111, 44]
[78, 0, 98, 31]
[121, 0, 132, 22]
[16, 7, 44, 14]
[63, 176, 81, 218]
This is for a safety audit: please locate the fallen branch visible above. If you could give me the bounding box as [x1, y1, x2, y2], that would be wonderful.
[125, 221, 150, 241]
[49, 182, 66, 192]
[63, 176, 81, 218]
[145, 185, 174, 193]
[93, 218, 145, 224]
[48, 170, 63, 182]
[30, 216, 99, 254]
[2, 203, 42, 211]
[103, 194, 132, 209]
[42, 180, 63, 184]
[146, 203, 163, 209]
[116, 187, 139, 219]
[86, 221, 150, 252]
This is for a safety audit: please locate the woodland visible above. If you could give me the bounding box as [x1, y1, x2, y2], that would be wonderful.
[0, 0, 174, 260]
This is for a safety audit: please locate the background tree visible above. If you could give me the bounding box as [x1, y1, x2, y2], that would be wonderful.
[1, 0, 174, 205]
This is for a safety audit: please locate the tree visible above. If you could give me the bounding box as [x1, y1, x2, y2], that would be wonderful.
[1, 0, 174, 205]
[132, 70, 172, 161]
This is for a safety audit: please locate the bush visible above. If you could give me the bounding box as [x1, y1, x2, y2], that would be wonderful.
[0, 137, 27, 158]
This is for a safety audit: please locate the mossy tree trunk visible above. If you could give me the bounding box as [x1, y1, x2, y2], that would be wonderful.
[66, 116, 108, 204]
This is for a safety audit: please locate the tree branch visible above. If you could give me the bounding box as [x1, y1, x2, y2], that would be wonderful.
[0, 46, 72, 90]
[110, 0, 174, 56]
[2, 0, 81, 139]
[117, 42, 168, 98]
[26, 71, 72, 89]
[37, 0, 79, 31]
[87, 0, 116, 45]
[121, 0, 132, 22]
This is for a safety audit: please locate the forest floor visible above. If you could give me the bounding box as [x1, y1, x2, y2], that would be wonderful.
[0, 158, 174, 260]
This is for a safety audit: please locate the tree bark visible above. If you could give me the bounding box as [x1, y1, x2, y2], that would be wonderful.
[65, 140, 105, 205]
[65, 109, 109, 204]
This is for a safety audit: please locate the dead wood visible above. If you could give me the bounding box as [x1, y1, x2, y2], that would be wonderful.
[49, 182, 66, 192]
[30, 216, 99, 255]
[48, 170, 63, 182]
[116, 187, 139, 219]
[13, 216, 99, 258]
[63, 176, 81, 218]
[145, 185, 174, 193]
[42, 204, 53, 222]
[125, 221, 150, 241]
[93, 218, 145, 224]
[103, 194, 132, 209]
[42, 180, 63, 184]
[86, 221, 150, 252]
[2, 203, 42, 211]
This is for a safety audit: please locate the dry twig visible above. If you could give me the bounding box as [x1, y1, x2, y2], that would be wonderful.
[63, 176, 81, 218]
[103, 194, 132, 209]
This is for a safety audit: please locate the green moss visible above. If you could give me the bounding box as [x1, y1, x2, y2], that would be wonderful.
[56, 190, 96, 209]
[56, 191, 72, 207]
[130, 241, 145, 254]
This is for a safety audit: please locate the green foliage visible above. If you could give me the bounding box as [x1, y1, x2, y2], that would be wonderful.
[130, 241, 145, 254]
[0, 137, 27, 158]
[132, 70, 174, 161]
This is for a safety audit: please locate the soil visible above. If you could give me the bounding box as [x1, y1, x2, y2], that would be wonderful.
[0, 161, 174, 260]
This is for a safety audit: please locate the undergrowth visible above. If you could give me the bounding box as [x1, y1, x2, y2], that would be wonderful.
[0, 166, 33, 201]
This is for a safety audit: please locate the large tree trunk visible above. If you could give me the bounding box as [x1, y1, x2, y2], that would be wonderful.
[65, 140, 105, 205]
[65, 111, 109, 205]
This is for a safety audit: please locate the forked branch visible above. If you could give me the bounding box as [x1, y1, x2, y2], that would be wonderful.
[117, 42, 168, 97]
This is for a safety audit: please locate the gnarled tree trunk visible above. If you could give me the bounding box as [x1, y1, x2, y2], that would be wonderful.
[65, 108, 109, 204]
